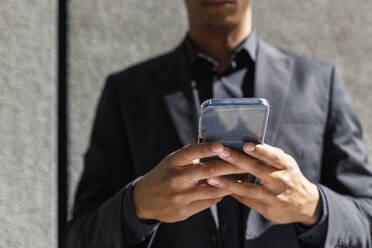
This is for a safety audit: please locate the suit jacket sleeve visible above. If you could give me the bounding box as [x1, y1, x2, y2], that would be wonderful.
[296, 184, 329, 246]
[320, 66, 372, 247]
[66, 76, 158, 248]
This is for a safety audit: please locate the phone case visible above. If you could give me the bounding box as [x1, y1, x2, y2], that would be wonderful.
[198, 98, 270, 182]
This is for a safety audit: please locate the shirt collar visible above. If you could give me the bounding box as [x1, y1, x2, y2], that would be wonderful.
[184, 29, 258, 70]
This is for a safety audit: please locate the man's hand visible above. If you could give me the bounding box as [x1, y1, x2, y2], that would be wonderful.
[133, 143, 245, 223]
[207, 143, 322, 226]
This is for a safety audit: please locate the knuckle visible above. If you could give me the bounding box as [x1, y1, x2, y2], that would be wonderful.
[171, 194, 184, 205]
[279, 175, 291, 187]
[175, 171, 190, 184]
[286, 157, 298, 170]
[206, 165, 217, 176]
[166, 152, 178, 165]
[268, 170, 280, 181]
[164, 153, 173, 162]
[286, 163, 296, 173]
[275, 196, 287, 210]
[168, 174, 181, 188]
[164, 154, 172, 163]
[273, 152, 281, 163]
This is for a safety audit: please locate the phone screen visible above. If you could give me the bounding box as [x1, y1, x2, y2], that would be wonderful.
[198, 98, 270, 182]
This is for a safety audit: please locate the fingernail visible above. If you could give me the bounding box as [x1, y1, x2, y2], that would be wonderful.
[220, 148, 231, 157]
[211, 143, 223, 153]
[244, 143, 255, 152]
[208, 178, 220, 186]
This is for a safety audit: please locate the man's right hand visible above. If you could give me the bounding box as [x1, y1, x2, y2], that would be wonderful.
[132, 143, 244, 223]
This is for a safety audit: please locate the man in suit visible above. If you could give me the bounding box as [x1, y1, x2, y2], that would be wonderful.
[67, 0, 372, 247]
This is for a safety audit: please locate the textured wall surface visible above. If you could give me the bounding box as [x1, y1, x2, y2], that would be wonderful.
[68, 0, 372, 215]
[0, 1, 57, 248]
[67, 0, 188, 215]
[253, 0, 372, 157]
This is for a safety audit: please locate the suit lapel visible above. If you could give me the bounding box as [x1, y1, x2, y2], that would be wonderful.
[254, 39, 293, 146]
[246, 38, 294, 240]
[157, 43, 200, 147]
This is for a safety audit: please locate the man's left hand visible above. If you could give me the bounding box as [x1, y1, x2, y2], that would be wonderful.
[207, 143, 322, 226]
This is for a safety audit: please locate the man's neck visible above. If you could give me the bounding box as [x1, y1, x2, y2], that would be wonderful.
[188, 12, 253, 73]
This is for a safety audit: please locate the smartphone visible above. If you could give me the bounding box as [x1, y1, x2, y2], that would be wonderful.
[198, 98, 270, 182]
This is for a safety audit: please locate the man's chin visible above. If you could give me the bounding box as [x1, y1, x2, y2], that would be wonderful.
[203, 18, 238, 31]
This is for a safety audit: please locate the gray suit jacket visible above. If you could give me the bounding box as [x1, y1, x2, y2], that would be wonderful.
[67, 36, 372, 248]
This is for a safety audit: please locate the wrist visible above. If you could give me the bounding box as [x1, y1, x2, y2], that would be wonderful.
[132, 180, 152, 220]
[300, 182, 322, 226]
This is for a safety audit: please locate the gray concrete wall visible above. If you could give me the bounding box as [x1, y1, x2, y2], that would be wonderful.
[253, 0, 372, 155]
[67, 0, 188, 215]
[67, 0, 372, 216]
[0, 1, 57, 248]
